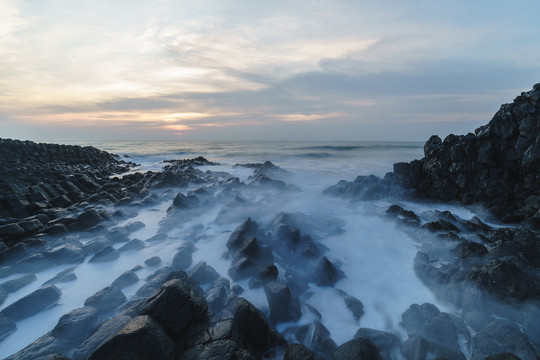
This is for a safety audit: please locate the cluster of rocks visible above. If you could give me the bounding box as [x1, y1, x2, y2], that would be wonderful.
[385, 204, 540, 359]
[326, 83, 540, 223]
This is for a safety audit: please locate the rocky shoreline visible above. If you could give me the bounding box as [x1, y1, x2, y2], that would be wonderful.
[0, 85, 539, 360]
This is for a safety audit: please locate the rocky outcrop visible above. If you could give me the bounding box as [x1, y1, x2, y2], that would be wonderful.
[326, 84, 540, 223]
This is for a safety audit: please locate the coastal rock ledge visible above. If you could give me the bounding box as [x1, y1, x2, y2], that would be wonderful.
[326, 83, 540, 223]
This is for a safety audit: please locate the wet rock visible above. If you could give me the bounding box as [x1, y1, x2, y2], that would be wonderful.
[467, 260, 538, 300]
[133, 266, 174, 299]
[172, 245, 193, 269]
[334, 338, 382, 360]
[228, 257, 258, 281]
[118, 238, 145, 251]
[46, 244, 86, 264]
[456, 240, 488, 259]
[4, 333, 67, 360]
[284, 343, 318, 360]
[344, 295, 364, 321]
[236, 237, 274, 265]
[112, 270, 139, 288]
[354, 328, 400, 353]
[0, 273, 37, 292]
[84, 285, 126, 313]
[1, 284, 61, 320]
[295, 321, 337, 359]
[310, 257, 344, 286]
[88, 315, 175, 360]
[264, 280, 302, 326]
[386, 205, 420, 226]
[104, 227, 130, 242]
[471, 319, 536, 360]
[167, 192, 199, 211]
[227, 218, 266, 251]
[82, 236, 109, 253]
[144, 256, 161, 266]
[205, 277, 234, 315]
[73, 209, 104, 230]
[0, 313, 16, 342]
[485, 354, 521, 360]
[421, 219, 459, 233]
[73, 314, 131, 360]
[124, 221, 145, 232]
[43, 268, 77, 285]
[140, 278, 207, 337]
[189, 261, 220, 285]
[88, 245, 119, 263]
[51, 306, 99, 342]
[146, 233, 167, 243]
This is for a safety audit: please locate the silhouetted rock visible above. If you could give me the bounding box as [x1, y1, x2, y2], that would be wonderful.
[84, 285, 126, 313]
[264, 280, 301, 326]
[1, 285, 61, 320]
[51, 306, 100, 342]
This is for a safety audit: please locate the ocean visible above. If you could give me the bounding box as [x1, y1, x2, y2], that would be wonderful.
[0, 141, 485, 358]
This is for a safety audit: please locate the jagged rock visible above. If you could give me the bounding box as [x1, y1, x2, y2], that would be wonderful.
[344, 295, 364, 321]
[88, 315, 175, 360]
[74, 209, 104, 230]
[1, 285, 61, 320]
[284, 343, 318, 360]
[228, 257, 258, 281]
[172, 245, 193, 269]
[354, 328, 400, 353]
[189, 261, 220, 285]
[310, 257, 344, 286]
[133, 266, 174, 299]
[386, 205, 420, 226]
[226, 218, 266, 250]
[295, 321, 337, 359]
[264, 280, 301, 326]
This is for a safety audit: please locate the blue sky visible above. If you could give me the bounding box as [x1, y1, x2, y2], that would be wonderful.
[1, 0, 539, 141]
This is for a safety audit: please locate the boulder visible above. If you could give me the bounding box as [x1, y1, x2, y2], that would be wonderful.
[354, 328, 400, 353]
[295, 321, 337, 359]
[344, 295, 364, 321]
[46, 244, 86, 264]
[144, 256, 161, 267]
[171, 246, 193, 269]
[0, 313, 16, 342]
[140, 278, 208, 337]
[0, 273, 37, 292]
[188, 262, 220, 285]
[118, 239, 145, 252]
[88, 246, 119, 263]
[43, 267, 77, 285]
[310, 257, 344, 286]
[284, 344, 317, 360]
[112, 270, 139, 288]
[264, 280, 302, 326]
[73, 315, 132, 360]
[74, 209, 104, 230]
[88, 315, 175, 360]
[1, 285, 61, 320]
[333, 338, 382, 360]
[228, 256, 258, 281]
[84, 285, 126, 313]
[51, 306, 100, 342]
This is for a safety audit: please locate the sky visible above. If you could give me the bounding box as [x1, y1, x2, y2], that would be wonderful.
[1, 0, 539, 142]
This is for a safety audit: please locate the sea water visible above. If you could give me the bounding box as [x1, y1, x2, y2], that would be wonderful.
[0, 141, 487, 358]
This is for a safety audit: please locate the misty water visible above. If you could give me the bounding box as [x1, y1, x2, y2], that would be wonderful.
[0, 141, 494, 358]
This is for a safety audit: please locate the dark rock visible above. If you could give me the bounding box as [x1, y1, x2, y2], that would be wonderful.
[4, 333, 67, 360]
[284, 343, 317, 360]
[112, 270, 139, 288]
[140, 278, 207, 337]
[0, 313, 16, 342]
[228, 256, 258, 281]
[333, 338, 382, 360]
[43, 267, 77, 285]
[189, 261, 220, 285]
[485, 354, 522, 360]
[386, 205, 420, 226]
[264, 280, 302, 326]
[227, 218, 266, 251]
[144, 256, 161, 266]
[0, 285, 7, 306]
[354, 328, 400, 351]
[421, 219, 459, 233]
[471, 319, 536, 360]
[46, 244, 86, 264]
[0, 273, 37, 292]
[295, 321, 337, 359]
[310, 257, 344, 286]
[118, 239, 145, 251]
[73, 314, 131, 360]
[205, 277, 234, 315]
[84, 285, 126, 313]
[236, 237, 274, 265]
[1, 285, 61, 320]
[257, 264, 278, 284]
[456, 240, 488, 259]
[88, 246, 119, 263]
[146, 233, 167, 242]
[172, 245, 193, 269]
[133, 266, 174, 299]
[51, 306, 99, 342]
[74, 209, 104, 230]
[124, 221, 145, 232]
[0, 223, 25, 238]
[344, 295, 364, 321]
[88, 315, 175, 360]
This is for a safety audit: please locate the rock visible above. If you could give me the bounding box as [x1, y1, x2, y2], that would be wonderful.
[205, 277, 234, 315]
[0, 285, 6, 306]
[144, 256, 161, 266]
[4, 333, 67, 360]
[46, 244, 86, 264]
[51, 306, 100, 342]
[133, 266, 174, 299]
[112, 270, 139, 288]
[284, 343, 317, 360]
[485, 354, 522, 360]
[295, 321, 337, 359]
[171, 245, 193, 269]
[333, 338, 382, 360]
[84, 285, 126, 313]
[236, 237, 274, 265]
[188, 262, 220, 285]
[344, 295, 364, 321]
[354, 328, 400, 352]
[310, 257, 344, 286]
[1, 285, 61, 320]
[228, 257, 258, 281]
[118, 239, 145, 252]
[141, 278, 207, 337]
[264, 280, 302, 326]
[74, 209, 104, 230]
[0, 313, 16, 342]
[471, 319, 537, 360]
[0, 273, 37, 292]
[88, 315, 175, 360]
[124, 221, 145, 232]
[226, 218, 265, 251]
[73, 315, 131, 360]
[88, 246, 119, 263]
[43, 268, 77, 285]
[386, 205, 420, 226]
